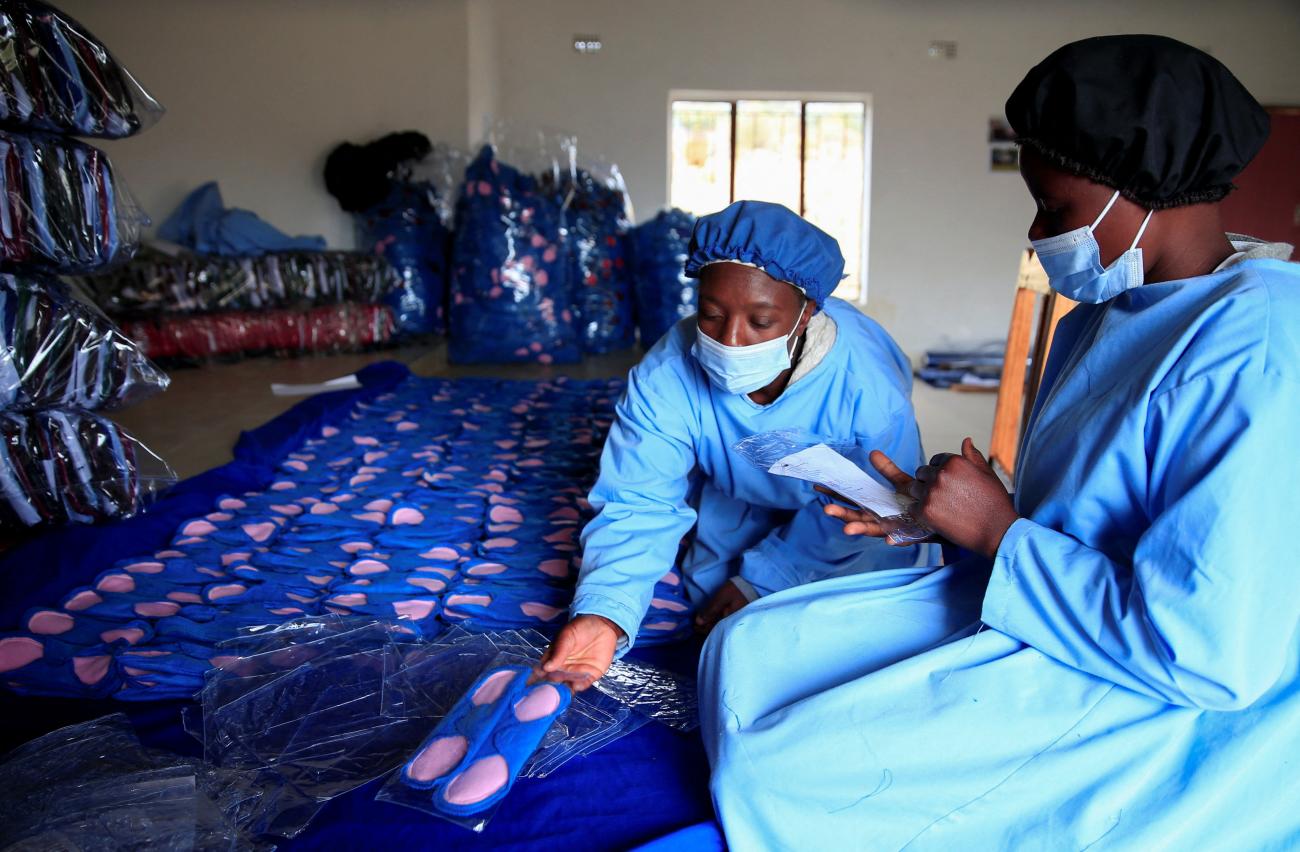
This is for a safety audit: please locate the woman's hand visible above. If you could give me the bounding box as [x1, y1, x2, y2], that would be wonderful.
[694, 581, 749, 635]
[539, 614, 622, 691]
[909, 438, 1018, 558]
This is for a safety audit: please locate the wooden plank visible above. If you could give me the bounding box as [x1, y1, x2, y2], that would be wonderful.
[1029, 291, 1076, 396]
[988, 285, 1038, 474]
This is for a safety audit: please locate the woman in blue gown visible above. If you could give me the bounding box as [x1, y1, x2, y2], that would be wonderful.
[542, 201, 931, 685]
[699, 35, 1300, 850]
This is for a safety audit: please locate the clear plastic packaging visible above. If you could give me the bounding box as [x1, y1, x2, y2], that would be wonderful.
[448, 144, 581, 365]
[595, 656, 700, 732]
[116, 302, 397, 362]
[381, 628, 651, 780]
[0, 714, 263, 852]
[0, 408, 175, 528]
[198, 619, 420, 838]
[1, 271, 169, 410]
[630, 208, 698, 347]
[733, 428, 932, 545]
[732, 427, 859, 468]
[0, 1, 165, 138]
[0, 129, 147, 273]
[84, 248, 400, 316]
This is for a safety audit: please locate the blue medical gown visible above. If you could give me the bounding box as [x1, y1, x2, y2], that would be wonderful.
[572, 297, 930, 647]
[701, 258, 1300, 850]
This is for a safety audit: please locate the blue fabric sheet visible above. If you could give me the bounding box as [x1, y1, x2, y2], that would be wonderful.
[0, 358, 719, 849]
[0, 360, 409, 633]
[158, 182, 327, 257]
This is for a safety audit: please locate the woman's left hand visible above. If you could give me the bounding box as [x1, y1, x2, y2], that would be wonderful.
[911, 438, 1018, 558]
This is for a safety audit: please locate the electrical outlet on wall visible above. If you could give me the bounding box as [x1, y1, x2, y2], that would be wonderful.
[928, 40, 957, 59]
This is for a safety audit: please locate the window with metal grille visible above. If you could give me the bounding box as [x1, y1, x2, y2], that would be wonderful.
[670, 96, 871, 301]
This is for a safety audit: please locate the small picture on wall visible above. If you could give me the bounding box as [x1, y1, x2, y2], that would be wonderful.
[988, 117, 1016, 143]
[990, 144, 1019, 171]
[989, 117, 1018, 171]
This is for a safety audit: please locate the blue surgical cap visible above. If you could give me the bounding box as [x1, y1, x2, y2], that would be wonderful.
[684, 200, 845, 307]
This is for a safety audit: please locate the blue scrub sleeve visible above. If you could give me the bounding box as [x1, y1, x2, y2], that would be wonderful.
[740, 415, 931, 598]
[571, 363, 699, 653]
[983, 373, 1300, 710]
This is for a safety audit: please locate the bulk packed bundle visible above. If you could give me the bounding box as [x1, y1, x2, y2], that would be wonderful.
[449, 145, 580, 365]
[629, 208, 697, 347]
[448, 135, 707, 362]
[0, 1, 172, 536]
[326, 132, 459, 338]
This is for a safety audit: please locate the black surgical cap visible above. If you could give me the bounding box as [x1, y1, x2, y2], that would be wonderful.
[1006, 35, 1270, 209]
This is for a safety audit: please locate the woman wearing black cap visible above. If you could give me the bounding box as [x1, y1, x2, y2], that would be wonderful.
[699, 35, 1299, 850]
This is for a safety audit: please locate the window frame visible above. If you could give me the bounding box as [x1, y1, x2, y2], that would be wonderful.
[668, 90, 873, 304]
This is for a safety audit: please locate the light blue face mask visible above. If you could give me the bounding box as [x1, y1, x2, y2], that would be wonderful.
[1031, 190, 1154, 303]
[692, 300, 807, 395]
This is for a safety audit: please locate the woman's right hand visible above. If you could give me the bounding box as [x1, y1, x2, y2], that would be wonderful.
[539, 614, 623, 691]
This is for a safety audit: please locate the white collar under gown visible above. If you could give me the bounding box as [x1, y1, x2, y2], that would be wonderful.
[699, 248, 1300, 851]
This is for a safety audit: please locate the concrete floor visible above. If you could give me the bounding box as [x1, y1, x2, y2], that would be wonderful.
[114, 343, 995, 480]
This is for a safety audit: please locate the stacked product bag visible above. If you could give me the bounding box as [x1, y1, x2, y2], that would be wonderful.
[0, 128, 146, 273]
[84, 248, 401, 361]
[326, 132, 456, 337]
[550, 167, 635, 355]
[0, 272, 167, 410]
[0, 2, 163, 138]
[0, 1, 172, 532]
[630, 208, 698, 348]
[449, 146, 580, 365]
[117, 303, 396, 362]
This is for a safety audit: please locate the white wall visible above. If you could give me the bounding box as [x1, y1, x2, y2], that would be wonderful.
[51, 0, 1300, 355]
[55, 0, 469, 249]
[481, 0, 1300, 355]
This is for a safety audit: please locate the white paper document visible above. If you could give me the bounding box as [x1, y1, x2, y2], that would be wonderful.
[270, 374, 362, 397]
[768, 443, 909, 517]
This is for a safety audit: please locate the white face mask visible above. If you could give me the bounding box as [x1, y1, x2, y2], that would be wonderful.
[1030, 190, 1155, 304]
[691, 301, 808, 395]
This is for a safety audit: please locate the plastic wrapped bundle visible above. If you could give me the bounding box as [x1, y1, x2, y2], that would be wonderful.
[1, 271, 168, 410]
[0, 716, 264, 851]
[85, 248, 399, 316]
[0, 408, 174, 528]
[325, 133, 462, 338]
[117, 303, 397, 362]
[0, 129, 145, 273]
[0, 1, 164, 138]
[359, 180, 450, 336]
[449, 146, 579, 365]
[630, 208, 697, 348]
[551, 168, 635, 354]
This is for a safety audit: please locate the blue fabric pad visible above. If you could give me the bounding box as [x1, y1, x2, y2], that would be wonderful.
[442, 582, 571, 629]
[400, 664, 572, 816]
